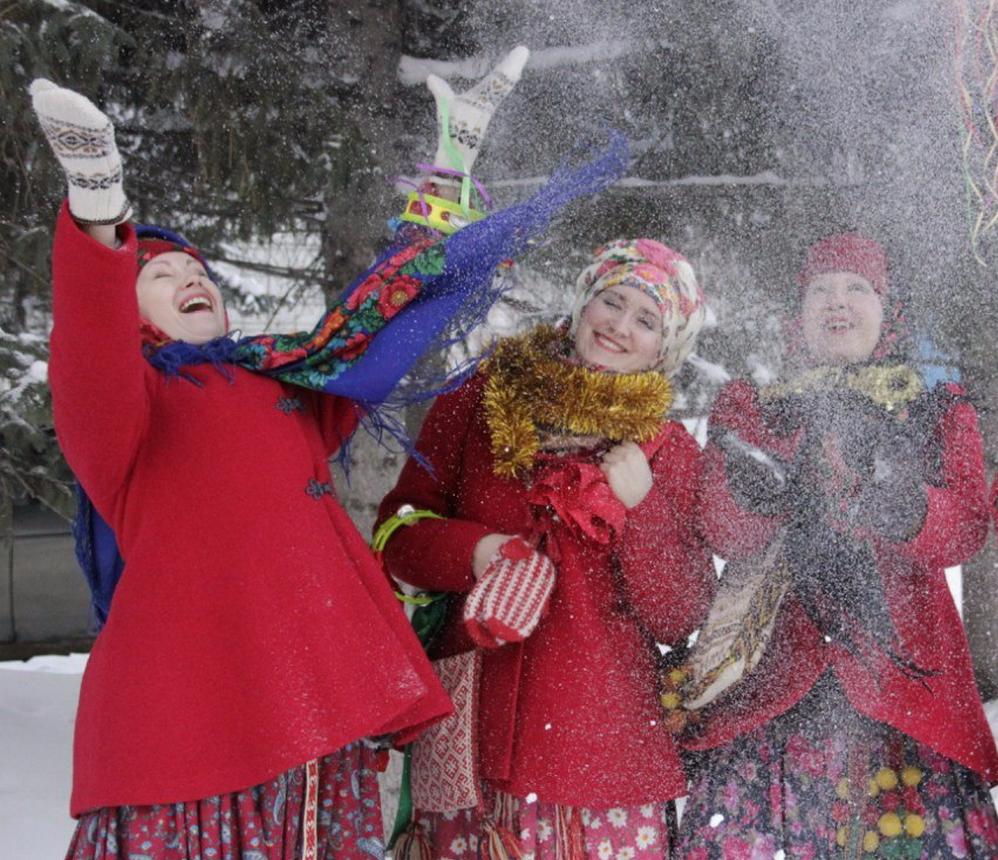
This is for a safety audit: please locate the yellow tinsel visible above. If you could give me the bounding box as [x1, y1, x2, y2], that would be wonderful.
[482, 326, 672, 478]
[760, 364, 924, 413]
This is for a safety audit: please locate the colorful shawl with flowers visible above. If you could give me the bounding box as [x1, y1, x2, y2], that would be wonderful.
[144, 131, 630, 409]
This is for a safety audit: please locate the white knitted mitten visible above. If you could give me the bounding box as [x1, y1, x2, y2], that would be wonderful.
[463, 536, 555, 648]
[30, 78, 132, 225]
[427, 45, 529, 180]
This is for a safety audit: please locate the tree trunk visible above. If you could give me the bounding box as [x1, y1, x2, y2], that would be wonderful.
[322, 0, 427, 556]
[322, 0, 408, 296]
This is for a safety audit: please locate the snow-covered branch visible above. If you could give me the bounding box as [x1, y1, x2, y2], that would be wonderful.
[397, 40, 657, 86]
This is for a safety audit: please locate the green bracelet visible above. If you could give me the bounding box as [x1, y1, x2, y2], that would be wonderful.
[371, 504, 443, 554]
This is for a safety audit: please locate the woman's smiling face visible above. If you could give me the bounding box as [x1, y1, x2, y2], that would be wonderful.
[574, 285, 663, 373]
[801, 270, 883, 365]
[136, 251, 227, 344]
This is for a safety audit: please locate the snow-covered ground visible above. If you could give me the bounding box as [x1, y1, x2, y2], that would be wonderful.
[0, 654, 85, 857]
[1, 654, 996, 859]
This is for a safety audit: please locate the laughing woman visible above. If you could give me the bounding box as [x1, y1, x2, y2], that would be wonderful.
[674, 234, 998, 859]
[29, 50, 632, 860]
[377, 239, 715, 860]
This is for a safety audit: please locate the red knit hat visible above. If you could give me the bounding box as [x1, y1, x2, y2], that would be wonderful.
[796, 233, 888, 298]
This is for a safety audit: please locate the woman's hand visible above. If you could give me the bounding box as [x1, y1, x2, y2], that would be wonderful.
[29, 79, 131, 240]
[464, 536, 556, 648]
[472, 532, 515, 579]
[425, 46, 529, 184]
[600, 442, 653, 509]
[715, 428, 791, 516]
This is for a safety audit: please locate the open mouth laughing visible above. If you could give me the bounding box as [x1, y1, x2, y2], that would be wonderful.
[178, 295, 214, 314]
[822, 316, 854, 334]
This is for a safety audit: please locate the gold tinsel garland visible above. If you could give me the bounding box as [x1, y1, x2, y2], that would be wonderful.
[482, 326, 672, 478]
[760, 364, 924, 413]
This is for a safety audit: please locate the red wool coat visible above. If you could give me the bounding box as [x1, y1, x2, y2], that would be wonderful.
[49, 206, 451, 816]
[691, 379, 998, 784]
[378, 371, 716, 808]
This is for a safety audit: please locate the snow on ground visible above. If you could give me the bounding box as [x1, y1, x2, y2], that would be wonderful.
[0, 654, 85, 858]
[1, 655, 996, 859]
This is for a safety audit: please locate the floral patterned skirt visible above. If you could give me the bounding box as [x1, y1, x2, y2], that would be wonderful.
[674, 677, 998, 859]
[414, 786, 674, 860]
[66, 743, 385, 860]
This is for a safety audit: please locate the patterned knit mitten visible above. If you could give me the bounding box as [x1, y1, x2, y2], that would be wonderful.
[463, 536, 555, 648]
[426, 45, 529, 180]
[30, 78, 132, 225]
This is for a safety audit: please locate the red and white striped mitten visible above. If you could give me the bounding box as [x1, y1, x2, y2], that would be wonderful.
[463, 537, 556, 648]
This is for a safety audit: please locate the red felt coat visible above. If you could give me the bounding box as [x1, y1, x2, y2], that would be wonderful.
[378, 370, 716, 808]
[49, 206, 451, 816]
[691, 378, 998, 784]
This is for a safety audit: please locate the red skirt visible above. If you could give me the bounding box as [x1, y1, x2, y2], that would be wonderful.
[66, 743, 383, 860]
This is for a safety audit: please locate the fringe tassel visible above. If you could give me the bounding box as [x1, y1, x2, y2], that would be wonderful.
[480, 791, 523, 860]
[480, 820, 523, 860]
[495, 790, 517, 832]
[392, 820, 433, 860]
[555, 806, 586, 860]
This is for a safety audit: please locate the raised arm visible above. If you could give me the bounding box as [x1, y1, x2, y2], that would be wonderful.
[31, 80, 151, 507]
[49, 209, 151, 508]
[245, 48, 535, 402]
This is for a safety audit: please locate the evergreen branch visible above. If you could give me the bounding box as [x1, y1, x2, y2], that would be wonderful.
[0, 1, 21, 22]
[204, 252, 334, 289]
[123, 174, 329, 225]
[89, 0, 178, 24]
[0, 245, 49, 289]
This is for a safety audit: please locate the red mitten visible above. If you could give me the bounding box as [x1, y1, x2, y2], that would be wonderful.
[463, 538, 556, 648]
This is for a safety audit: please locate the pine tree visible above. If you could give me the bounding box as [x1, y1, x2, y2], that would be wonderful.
[0, 0, 451, 526]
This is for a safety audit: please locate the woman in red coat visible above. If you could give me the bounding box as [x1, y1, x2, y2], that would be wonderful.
[377, 239, 715, 860]
[674, 234, 998, 859]
[25, 49, 621, 860]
